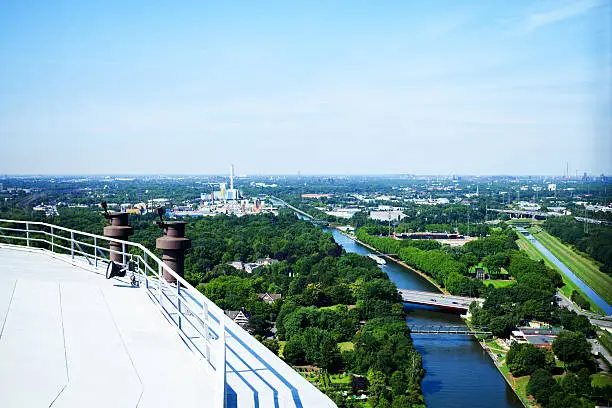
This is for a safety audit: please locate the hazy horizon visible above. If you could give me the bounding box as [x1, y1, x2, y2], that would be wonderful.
[1, 1, 610, 175]
[1, 171, 607, 178]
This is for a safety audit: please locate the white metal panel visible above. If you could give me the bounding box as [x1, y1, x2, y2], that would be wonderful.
[0, 278, 16, 336]
[0, 280, 68, 408]
[100, 280, 219, 408]
[52, 282, 142, 408]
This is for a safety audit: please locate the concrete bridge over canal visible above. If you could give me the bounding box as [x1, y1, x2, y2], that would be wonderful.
[398, 289, 484, 311]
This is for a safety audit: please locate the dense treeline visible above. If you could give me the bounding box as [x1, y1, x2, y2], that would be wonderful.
[272, 252, 424, 406]
[167, 211, 425, 407]
[543, 216, 612, 275]
[356, 227, 522, 297]
[356, 226, 571, 338]
[521, 329, 606, 408]
[356, 221, 611, 406]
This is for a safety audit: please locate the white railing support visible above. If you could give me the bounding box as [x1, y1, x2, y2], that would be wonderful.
[144, 252, 149, 289]
[70, 231, 75, 259]
[158, 264, 164, 306]
[26, 223, 30, 247]
[177, 284, 182, 330]
[220, 316, 227, 407]
[203, 302, 210, 361]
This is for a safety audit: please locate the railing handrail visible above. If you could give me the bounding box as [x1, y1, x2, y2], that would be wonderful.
[0, 218, 226, 406]
[0, 218, 198, 292]
[8, 221, 226, 310]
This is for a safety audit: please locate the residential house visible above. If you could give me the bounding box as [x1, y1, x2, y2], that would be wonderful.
[257, 293, 282, 304]
[225, 308, 251, 330]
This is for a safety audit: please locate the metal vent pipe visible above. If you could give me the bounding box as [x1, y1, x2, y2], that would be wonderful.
[155, 221, 191, 283]
[103, 212, 134, 263]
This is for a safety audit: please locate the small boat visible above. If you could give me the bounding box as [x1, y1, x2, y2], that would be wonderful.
[368, 254, 386, 265]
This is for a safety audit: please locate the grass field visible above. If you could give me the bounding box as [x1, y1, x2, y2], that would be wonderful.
[498, 361, 537, 407]
[530, 228, 612, 306]
[485, 280, 516, 289]
[599, 331, 612, 355]
[507, 219, 535, 226]
[516, 236, 545, 261]
[485, 339, 507, 354]
[338, 341, 355, 352]
[329, 373, 352, 385]
[514, 377, 535, 408]
[515, 234, 605, 315]
[592, 372, 612, 388]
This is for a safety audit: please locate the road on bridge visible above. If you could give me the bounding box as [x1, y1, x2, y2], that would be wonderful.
[398, 289, 483, 311]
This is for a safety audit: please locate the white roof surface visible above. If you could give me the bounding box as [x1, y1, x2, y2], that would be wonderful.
[0, 246, 336, 408]
[0, 247, 214, 408]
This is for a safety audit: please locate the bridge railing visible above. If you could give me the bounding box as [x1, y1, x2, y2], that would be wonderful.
[0, 218, 227, 406]
[408, 325, 492, 335]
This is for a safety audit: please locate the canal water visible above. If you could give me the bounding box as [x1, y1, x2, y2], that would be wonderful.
[525, 233, 612, 315]
[326, 228, 523, 408]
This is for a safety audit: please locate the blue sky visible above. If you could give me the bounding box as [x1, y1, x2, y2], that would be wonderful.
[0, 0, 610, 175]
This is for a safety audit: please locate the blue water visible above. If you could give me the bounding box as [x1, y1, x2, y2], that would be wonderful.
[327, 228, 522, 408]
[527, 234, 612, 315]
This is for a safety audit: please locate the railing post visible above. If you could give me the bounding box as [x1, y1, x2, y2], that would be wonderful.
[144, 252, 149, 288]
[203, 303, 210, 361]
[144, 259, 149, 289]
[122, 242, 126, 265]
[51, 227, 55, 253]
[71, 232, 75, 259]
[219, 314, 226, 408]
[94, 237, 98, 268]
[177, 283, 182, 330]
[26, 223, 30, 247]
[158, 264, 163, 306]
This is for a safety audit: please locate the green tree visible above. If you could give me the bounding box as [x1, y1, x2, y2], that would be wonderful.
[262, 339, 280, 355]
[506, 343, 548, 376]
[367, 369, 387, 405]
[552, 331, 592, 367]
[488, 315, 514, 338]
[571, 290, 591, 311]
[283, 336, 305, 365]
[391, 395, 412, 408]
[527, 368, 558, 406]
[199, 275, 256, 310]
[377, 396, 391, 408]
[389, 370, 407, 396]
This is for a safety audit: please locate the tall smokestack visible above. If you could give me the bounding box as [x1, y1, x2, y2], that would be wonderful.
[230, 164, 234, 190]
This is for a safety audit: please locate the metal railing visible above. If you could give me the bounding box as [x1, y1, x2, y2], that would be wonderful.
[0, 219, 227, 407]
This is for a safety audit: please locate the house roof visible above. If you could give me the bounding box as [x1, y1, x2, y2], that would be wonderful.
[525, 335, 556, 346]
[517, 327, 560, 336]
[257, 293, 282, 301]
[225, 308, 251, 320]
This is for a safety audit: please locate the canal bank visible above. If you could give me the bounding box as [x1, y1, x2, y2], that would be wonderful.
[331, 226, 449, 295]
[516, 227, 612, 315]
[327, 228, 523, 408]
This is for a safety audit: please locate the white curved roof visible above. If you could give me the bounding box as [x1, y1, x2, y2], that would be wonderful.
[0, 247, 336, 408]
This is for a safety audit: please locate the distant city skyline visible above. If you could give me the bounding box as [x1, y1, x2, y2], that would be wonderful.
[1, 1, 610, 175]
